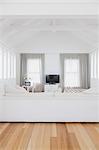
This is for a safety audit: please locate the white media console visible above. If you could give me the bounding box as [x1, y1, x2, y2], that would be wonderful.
[45, 84, 59, 93]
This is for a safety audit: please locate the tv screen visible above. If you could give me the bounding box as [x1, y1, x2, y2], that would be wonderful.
[46, 75, 60, 84]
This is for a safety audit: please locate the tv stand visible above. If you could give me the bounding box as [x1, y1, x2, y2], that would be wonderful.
[45, 84, 59, 92]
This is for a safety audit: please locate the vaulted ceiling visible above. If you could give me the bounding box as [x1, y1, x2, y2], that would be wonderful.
[0, 15, 98, 53]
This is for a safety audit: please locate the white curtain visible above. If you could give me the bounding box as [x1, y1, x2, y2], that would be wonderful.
[20, 54, 44, 86]
[27, 58, 41, 83]
[60, 54, 89, 89]
[64, 58, 80, 87]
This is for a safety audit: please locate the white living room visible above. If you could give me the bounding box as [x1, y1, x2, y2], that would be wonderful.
[0, 0, 99, 150]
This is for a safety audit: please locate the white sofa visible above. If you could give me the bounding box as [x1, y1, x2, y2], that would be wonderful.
[0, 82, 99, 122]
[0, 91, 99, 122]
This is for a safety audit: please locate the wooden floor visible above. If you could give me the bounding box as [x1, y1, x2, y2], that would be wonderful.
[0, 123, 99, 150]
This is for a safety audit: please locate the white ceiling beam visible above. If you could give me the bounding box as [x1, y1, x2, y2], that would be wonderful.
[0, 15, 98, 19]
[1, 25, 98, 32]
[0, 0, 98, 3]
[0, 3, 98, 15]
[0, 21, 99, 33]
[0, 18, 98, 39]
[0, 25, 98, 40]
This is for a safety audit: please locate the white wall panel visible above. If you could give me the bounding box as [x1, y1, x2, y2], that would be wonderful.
[0, 3, 98, 15]
[45, 53, 60, 75]
[0, 0, 98, 3]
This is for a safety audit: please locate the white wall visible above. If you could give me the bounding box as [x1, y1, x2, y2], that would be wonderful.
[45, 53, 60, 75]
[90, 79, 99, 88]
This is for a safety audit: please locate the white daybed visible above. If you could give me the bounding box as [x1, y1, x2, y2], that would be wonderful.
[0, 87, 99, 122]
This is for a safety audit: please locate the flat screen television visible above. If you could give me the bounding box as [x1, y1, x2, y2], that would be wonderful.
[46, 75, 60, 84]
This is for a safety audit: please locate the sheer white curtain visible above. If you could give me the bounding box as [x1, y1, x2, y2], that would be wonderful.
[27, 58, 41, 83]
[60, 54, 89, 89]
[64, 58, 80, 87]
[91, 50, 98, 79]
[20, 54, 44, 86]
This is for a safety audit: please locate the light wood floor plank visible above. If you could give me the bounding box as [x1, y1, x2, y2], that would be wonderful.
[0, 123, 99, 150]
[67, 133, 81, 150]
[56, 123, 69, 150]
[66, 123, 95, 150]
[83, 123, 99, 149]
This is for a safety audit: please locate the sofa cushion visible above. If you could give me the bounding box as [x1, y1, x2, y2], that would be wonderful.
[34, 83, 44, 92]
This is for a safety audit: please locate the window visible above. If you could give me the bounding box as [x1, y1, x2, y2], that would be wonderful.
[11, 54, 14, 78]
[4, 51, 7, 79]
[14, 55, 16, 78]
[64, 58, 80, 87]
[8, 52, 11, 78]
[0, 44, 16, 80]
[27, 58, 41, 83]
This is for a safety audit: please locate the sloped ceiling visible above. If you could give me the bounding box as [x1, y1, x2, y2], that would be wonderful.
[0, 15, 99, 53]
